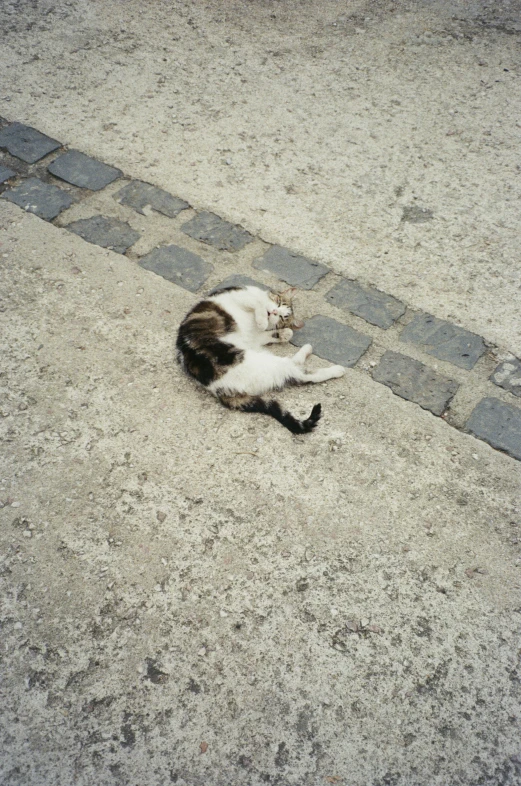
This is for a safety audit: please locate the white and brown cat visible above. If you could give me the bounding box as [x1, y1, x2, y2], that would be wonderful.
[176, 285, 345, 433]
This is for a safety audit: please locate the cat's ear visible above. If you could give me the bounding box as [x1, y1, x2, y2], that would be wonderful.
[292, 319, 304, 329]
[280, 287, 297, 298]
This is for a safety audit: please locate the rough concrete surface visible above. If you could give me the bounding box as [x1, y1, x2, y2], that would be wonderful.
[1, 2, 521, 785]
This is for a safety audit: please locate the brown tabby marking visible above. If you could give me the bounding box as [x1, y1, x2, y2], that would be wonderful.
[176, 301, 244, 386]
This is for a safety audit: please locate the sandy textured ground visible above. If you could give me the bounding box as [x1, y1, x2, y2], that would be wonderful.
[1, 2, 521, 786]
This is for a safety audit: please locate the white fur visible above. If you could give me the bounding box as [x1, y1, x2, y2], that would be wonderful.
[207, 287, 345, 396]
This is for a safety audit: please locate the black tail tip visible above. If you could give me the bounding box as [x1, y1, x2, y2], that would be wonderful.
[301, 403, 322, 433]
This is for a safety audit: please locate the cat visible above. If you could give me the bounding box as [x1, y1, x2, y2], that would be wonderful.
[176, 285, 345, 433]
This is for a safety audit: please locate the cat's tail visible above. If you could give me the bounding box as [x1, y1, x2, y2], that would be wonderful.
[219, 394, 321, 434]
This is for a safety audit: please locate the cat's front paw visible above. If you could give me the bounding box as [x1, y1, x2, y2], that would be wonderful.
[256, 313, 269, 331]
[278, 328, 293, 342]
[330, 365, 345, 378]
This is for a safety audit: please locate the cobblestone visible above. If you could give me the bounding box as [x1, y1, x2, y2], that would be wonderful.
[490, 355, 521, 398]
[66, 215, 140, 254]
[1, 177, 72, 220]
[0, 165, 16, 184]
[466, 397, 521, 461]
[400, 312, 486, 370]
[326, 278, 406, 329]
[182, 211, 253, 252]
[372, 350, 459, 416]
[209, 274, 268, 294]
[0, 122, 61, 163]
[139, 245, 213, 292]
[114, 180, 189, 218]
[253, 245, 329, 290]
[291, 315, 371, 367]
[48, 150, 122, 191]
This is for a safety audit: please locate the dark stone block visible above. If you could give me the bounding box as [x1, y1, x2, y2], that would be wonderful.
[139, 245, 213, 292]
[66, 215, 140, 254]
[114, 180, 189, 218]
[401, 205, 434, 223]
[48, 151, 122, 191]
[372, 350, 458, 416]
[209, 274, 269, 294]
[290, 315, 371, 367]
[400, 313, 485, 370]
[253, 246, 329, 290]
[0, 165, 16, 184]
[0, 122, 61, 163]
[1, 177, 72, 220]
[181, 211, 253, 252]
[490, 356, 521, 398]
[326, 278, 406, 329]
[466, 397, 521, 461]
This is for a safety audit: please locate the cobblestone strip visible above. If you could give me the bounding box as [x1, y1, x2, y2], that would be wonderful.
[291, 316, 372, 368]
[399, 312, 486, 370]
[325, 279, 406, 329]
[371, 351, 459, 417]
[253, 245, 329, 289]
[491, 355, 521, 398]
[1, 117, 521, 461]
[466, 398, 521, 461]
[139, 245, 213, 293]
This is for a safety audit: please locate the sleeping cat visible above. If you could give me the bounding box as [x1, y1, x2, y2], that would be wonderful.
[176, 285, 345, 433]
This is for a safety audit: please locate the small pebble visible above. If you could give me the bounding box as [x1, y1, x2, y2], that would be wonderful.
[11, 502, 20, 508]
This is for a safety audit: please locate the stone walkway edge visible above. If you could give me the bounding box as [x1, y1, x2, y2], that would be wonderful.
[1, 118, 520, 462]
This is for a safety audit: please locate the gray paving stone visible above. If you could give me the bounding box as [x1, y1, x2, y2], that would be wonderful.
[0, 122, 61, 163]
[490, 356, 521, 398]
[466, 397, 521, 461]
[400, 312, 486, 370]
[326, 278, 406, 329]
[209, 274, 269, 294]
[0, 165, 16, 184]
[401, 205, 434, 223]
[66, 215, 140, 254]
[1, 177, 72, 220]
[181, 211, 253, 252]
[48, 150, 122, 191]
[290, 315, 371, 367]
[114, 180, 189, 218]
[372, 350, 458, 416]
[253, 246, 329, 290]
[139, 245, 213, 292]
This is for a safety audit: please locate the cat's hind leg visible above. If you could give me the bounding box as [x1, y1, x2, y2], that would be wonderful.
[291, 345, 344, 380]
[293, 344, 313, 365]
[290, 361, 345, 383]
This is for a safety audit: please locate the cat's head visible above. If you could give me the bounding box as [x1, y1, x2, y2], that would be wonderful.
[269, 287, 304, 330]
